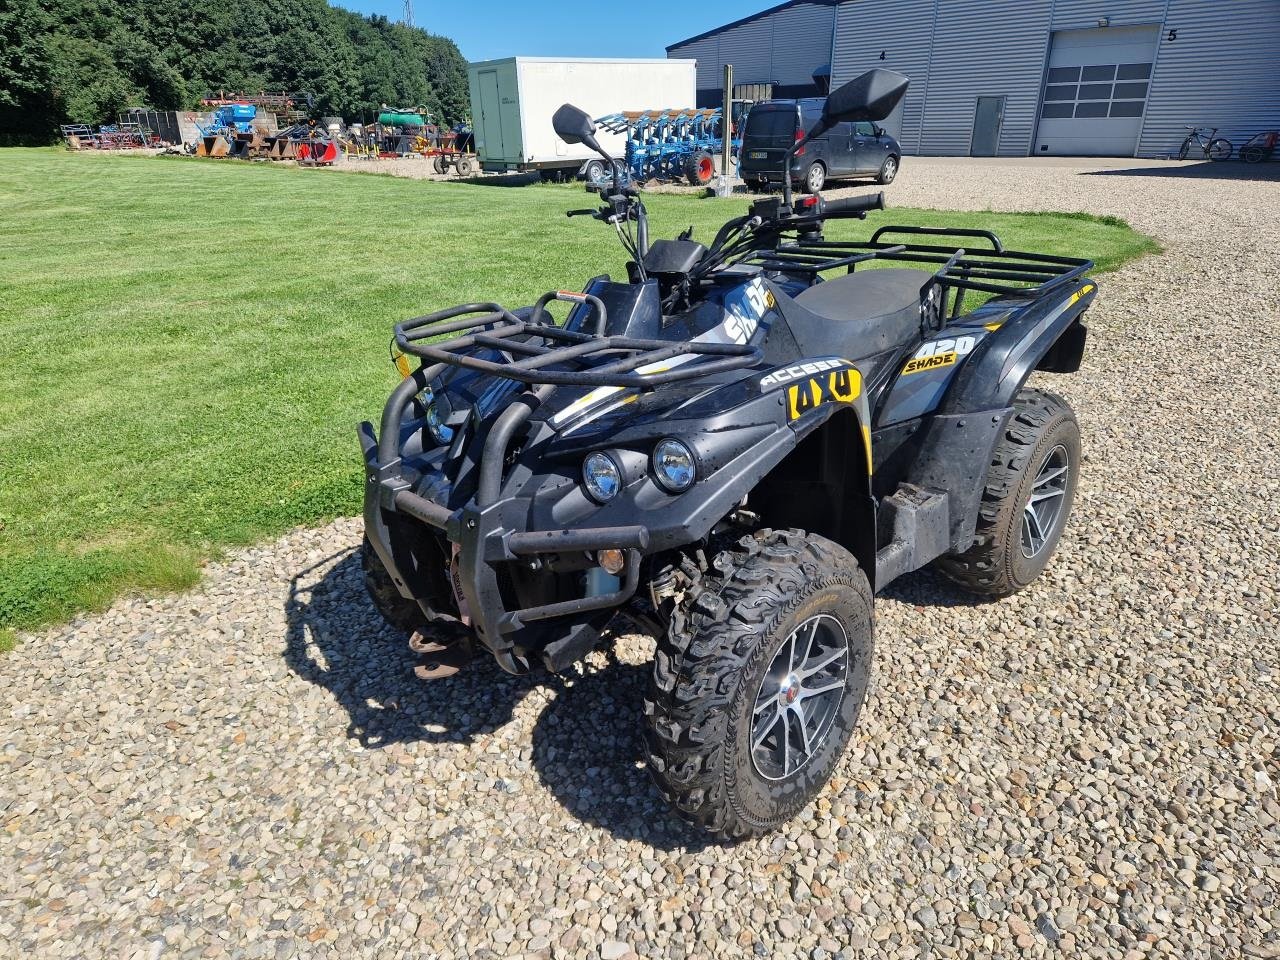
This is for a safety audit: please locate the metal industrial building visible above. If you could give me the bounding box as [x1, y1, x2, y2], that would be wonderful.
[668, 0, 1280, 158]
[666, 1, 840, 106]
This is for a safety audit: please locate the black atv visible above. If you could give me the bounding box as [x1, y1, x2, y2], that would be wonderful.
[359, 70, 1095, 840]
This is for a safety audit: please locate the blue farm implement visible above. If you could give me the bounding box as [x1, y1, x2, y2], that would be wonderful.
[195, 104, 258, 157]
[593, 108, 740, 186]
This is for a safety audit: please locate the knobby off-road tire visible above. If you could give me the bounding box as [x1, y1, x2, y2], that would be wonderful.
[644, 529, 874, 841]
[936, 388, 1081, 597]
[361, 537, 423, 634]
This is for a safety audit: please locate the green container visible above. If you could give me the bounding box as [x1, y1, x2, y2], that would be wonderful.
[378, 110, 425, 127]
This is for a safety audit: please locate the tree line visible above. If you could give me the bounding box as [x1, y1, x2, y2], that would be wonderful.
[0, 0, 470, 145]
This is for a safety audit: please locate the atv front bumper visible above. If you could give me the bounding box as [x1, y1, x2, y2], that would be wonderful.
[359, 370, 650, 674]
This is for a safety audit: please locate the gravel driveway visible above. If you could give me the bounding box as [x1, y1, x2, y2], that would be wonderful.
[3, 158, 1278, 960]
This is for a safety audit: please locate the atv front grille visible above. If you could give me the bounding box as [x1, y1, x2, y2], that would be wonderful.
[394, 291, 759, 389]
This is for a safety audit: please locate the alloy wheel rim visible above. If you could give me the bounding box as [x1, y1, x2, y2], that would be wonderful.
[884, 158, 897, 181]
[750, 614, 849, 781]
[1021, 444, 1070, 558]
[808, 166, 823, 190]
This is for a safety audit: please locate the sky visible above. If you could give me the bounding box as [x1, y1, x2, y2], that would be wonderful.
[330, 0, 752, 60]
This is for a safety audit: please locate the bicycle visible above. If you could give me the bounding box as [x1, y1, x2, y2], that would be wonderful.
[1179, 126, 1233, 161]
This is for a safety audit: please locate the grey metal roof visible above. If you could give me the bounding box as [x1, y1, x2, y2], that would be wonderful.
[666, 0, 839, 52]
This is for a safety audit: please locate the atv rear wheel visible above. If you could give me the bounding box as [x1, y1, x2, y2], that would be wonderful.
[361, 537, 424, 633]
[644, 529, 873, 840]
[936, 388, 1080, 596]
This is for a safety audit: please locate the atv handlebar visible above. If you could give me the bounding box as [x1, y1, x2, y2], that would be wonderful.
[822, 191, 886, 218]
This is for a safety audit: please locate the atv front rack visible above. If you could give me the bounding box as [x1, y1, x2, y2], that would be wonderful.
[394, 291, 759, 388]
[743, 225, 1093, 307]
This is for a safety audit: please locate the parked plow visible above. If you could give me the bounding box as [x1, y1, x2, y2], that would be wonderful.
[593, 108, 740, 185]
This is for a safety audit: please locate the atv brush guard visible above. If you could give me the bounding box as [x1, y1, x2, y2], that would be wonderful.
[365, 289, 761, 672]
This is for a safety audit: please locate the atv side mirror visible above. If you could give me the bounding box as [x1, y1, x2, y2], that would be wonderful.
[553, 103, 602, 153]
[822, 69, 910, 125]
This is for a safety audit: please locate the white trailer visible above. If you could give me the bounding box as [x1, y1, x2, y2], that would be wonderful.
[467, 57, 697, 176]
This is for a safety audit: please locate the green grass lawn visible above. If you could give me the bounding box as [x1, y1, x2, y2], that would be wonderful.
[0, 148, 1159, 647]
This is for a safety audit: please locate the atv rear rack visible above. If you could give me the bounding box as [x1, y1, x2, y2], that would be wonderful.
[744, 224, 1093, 301]
[394, 291, 759, 389]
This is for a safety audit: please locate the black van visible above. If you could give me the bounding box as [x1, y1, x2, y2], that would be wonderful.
[739, 97, 902, 193]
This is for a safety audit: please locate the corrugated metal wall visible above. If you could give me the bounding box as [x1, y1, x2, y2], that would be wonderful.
[1136, 0, 1280, 158]
[668, 2, 837, 97]
[830, 0, 1280, 157]
[918, 0, 1052, 156]
[830, 0, 936, 152]
[1048, 0, 1167, 31]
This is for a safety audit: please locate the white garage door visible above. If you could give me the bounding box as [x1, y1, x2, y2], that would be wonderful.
[1035, 25, 1159, 156]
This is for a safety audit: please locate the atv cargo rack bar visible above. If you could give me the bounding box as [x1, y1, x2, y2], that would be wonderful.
[394, 293, 759, 389]
[744, 224, 1093, 300]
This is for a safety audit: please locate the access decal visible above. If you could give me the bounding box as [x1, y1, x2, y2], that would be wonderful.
[759, 357, 849, 390]
[786, 366, 862, 421]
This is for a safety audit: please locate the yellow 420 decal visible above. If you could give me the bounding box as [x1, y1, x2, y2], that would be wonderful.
[786, 367, 862, 421]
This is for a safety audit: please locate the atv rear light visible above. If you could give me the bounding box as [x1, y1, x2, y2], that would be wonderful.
[652, 439, 696, 493]
[425, 400, 454, 445]
[582, 452, 622, 503]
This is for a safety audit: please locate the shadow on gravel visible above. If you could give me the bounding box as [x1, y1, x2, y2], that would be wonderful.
[1079, 160, 1280, 182]
[879, 567, 991, 609]
[527, 629, 714, 853]
[283, 550, 712, 850]
[284, 549, 537, 748]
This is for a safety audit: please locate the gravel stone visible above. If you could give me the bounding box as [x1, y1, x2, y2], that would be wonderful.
[2, 157, 1278, 959]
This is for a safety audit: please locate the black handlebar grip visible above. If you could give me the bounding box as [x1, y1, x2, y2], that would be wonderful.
[824, 192, 886, 216]
[566, 209, 597, 218]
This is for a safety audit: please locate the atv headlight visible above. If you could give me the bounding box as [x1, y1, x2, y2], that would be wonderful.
[582, 452, 622, 503]
[425, 400, 454, 445]
[653, 439, 696, 493]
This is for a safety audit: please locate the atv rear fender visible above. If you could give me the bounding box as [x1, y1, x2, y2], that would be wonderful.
[909, 279, 1096, 552]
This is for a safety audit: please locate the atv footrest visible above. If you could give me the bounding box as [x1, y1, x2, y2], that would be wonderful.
[875, 484, 950, 588]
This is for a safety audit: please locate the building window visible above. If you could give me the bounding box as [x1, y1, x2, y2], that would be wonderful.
[1116, 62, 1152, 80]
[1040, 62, 1152, 119]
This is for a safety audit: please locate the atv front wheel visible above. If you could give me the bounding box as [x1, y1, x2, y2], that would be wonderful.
[936, 388, 1080, 596]
[644, 530, 873, 840]
[361, 537, 424, 633]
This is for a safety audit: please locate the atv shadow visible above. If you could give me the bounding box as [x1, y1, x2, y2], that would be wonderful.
[283, 549, 537, 748]
[527, 632, 715, 852]
[878, 566, 992, 608]
[283, 549, 712, 850]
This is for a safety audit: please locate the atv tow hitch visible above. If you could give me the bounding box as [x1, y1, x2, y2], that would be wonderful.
[409, 628, 476, 680]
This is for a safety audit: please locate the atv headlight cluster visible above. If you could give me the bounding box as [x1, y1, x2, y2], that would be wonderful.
[425, 400, 454, 445]
[652, 439, 696, 493]
[580, 438, 697, 504]
[582, 452, 622, 503]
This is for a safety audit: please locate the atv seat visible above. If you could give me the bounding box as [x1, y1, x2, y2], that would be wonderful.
[789, 268, 930, 362]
